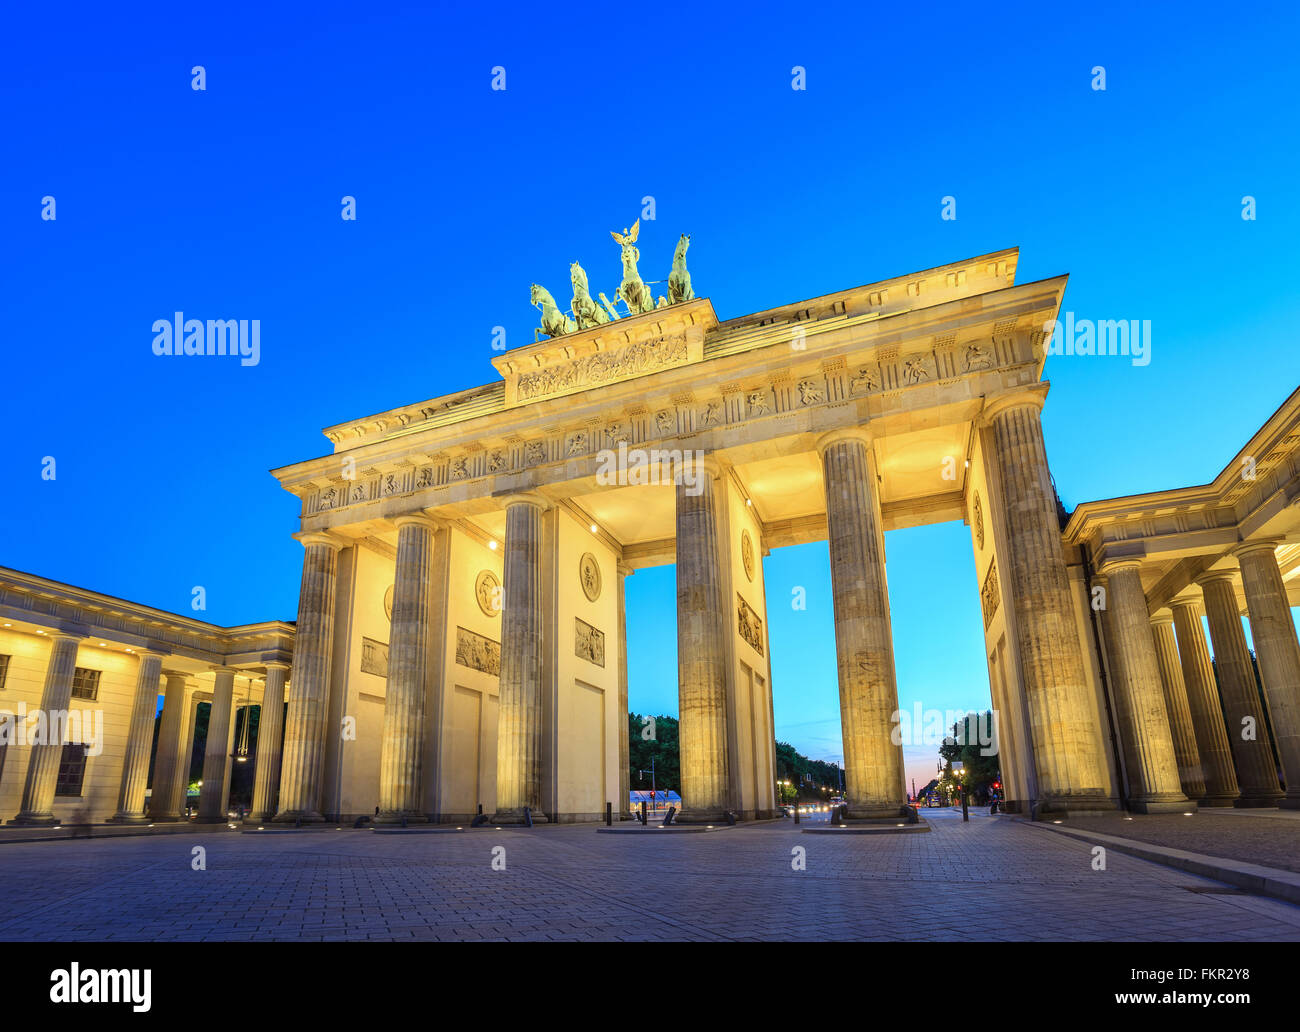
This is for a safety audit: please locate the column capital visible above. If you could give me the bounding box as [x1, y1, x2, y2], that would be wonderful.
[498, 491, 550, 512]
[1232, 538, 1283, 561]
[209, 666, 237, 685]
[616, 559, 635, 578]
[263, 660, 291, 672]
[1168, 594, 1203, 612]
[392, 512, 444, 533]
[1149, 611, 1175, 627]
[294, 531, 344, 552]
[1194, 568, 1239, 589]
[815, 426, 873, 456]
[1096, 556, 1143, 576]
[979, 383, 1049, 426]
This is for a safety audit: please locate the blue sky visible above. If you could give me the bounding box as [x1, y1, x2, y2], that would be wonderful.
[5, 3, 1299, 791]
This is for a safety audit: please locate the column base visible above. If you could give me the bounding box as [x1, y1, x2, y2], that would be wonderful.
[1035, 794, 1120, 817]
[490, 809, 550, 825]
[844, 803, 912, 822]
[8, 814, 58, 826]
[106, 814, 150, 824]
[147, 814, 187, 823]
[272, 811, 326, 823]
[1235, 793, 1284, 808]
[1129, 798, 1196, 815]
[194, 815, 232, 824]
[1199, 795, 1241, 808]
[373, 812, 429, 825]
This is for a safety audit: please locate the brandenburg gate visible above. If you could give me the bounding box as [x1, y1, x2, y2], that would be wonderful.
[265, 226, 1300, 825]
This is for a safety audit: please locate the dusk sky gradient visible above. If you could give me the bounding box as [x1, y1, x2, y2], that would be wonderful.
[5, 3, 1299, 792]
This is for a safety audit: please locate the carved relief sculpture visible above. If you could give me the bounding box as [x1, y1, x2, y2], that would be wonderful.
[455, 627, 501, 675]
[737, 593, 764, 655]
[575, 617, 606, 667]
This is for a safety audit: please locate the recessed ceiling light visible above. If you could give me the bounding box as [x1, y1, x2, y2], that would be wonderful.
[488, 540, 498, 550]
[590, 523, 598, 533]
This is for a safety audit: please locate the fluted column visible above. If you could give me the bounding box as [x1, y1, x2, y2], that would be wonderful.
[675, 457, 734, 821]
[376, 515, 438, 822]
[984, 391, 1111, 811]
[249, 663, 289, 821]
[1170, 598, 1240, 805]
[110, 651, 165, 821]
[1096, 561, 1189, 811]
[275, 533, 342, 822]
[493, 496, 550, 823]
[1198, 571, 1283, 805]
[149, 673, 191, 819]
[198, 669, 236, 821]
[819, 429, 906, 818]
[11, 634, 83, 825]
[1149, 615, 1206, 801]
[617, 560, 633, 820]
[1235, 541, 1300, 808]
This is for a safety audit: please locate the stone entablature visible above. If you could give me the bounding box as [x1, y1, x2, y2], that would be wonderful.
[0, 566, 294, 666]
[276, 258, 1060, 531]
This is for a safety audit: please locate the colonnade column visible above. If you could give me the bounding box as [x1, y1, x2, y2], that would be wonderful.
[376, 514, 439, 823]
[617, 560, 633, 820]
[275, 533, 343, 822]
[10, 633, 83, 825]
[818, 429, 906, 819]
[493, 495, 550, 823]
[249, 663, 289, 821]
[984, 392, 1111, 811]
[1234, 541, 1300, 808]
[110, 650, 165, 822]
[675, 456, 734, 821]
[1149, 615, 1206, 801]
[1197, 572, 1283, 806]
[1169, 599, 1240, 805]
[198, 669, 236, 821]
[149, 673, 190, 819]
[1093, 559, 1188, 811]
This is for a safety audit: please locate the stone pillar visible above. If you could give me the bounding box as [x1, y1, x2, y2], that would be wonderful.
[1234, 541, 1300, 808]
[617, 560, 633, 820]
[1149, 615, 1206, 801]
[818, 429, 906, 819]
[11, 634, 83, 825]
[984, 391, 1111, 812]
[675, 457, 734, 821]
[493, 496, 550, 823]
[249, 663, 289, 821]
[110, 651, 165, 822]
[1095, 561, 1189, 811]
[376, 515, 438, 823]
[177, 694, 203, 815]
[1198, 571, 1283, 806]
[198, 669, 236, 821]
[1169, 598, 1240, 806]
[275, 533, 342, 822]
[149, 673, 190, 820]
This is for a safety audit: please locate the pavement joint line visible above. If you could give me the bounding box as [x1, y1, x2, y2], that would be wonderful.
[1025, 820, 1300, 907]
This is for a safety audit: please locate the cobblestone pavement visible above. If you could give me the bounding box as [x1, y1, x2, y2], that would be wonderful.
[1061, 809, 1300, 874]
[0, 808, 1297, 941]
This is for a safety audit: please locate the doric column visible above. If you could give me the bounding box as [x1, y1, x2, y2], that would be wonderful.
[11, 633, 83, 825]
[984, 391, 1111, 811]
[617, 560, 633, 820]
[275, 533, 342, 822]
[149, 673, 190, 820]
[110, 651, 165, 822]
[493, 495, 550, 823]
[198, 669, 236, 821]
[1149, 615, 1206, 801]
[1169, 598, 1240, 805]
[376, 514, 439, 823]
[1234, 541, 1300, 809]
[1197, 571, 1283, 806]
[1095, 561, 1188, 811]
[249, 663, 289, 821]
[675, 456, 734, 821]
[818, 429, 906, 818]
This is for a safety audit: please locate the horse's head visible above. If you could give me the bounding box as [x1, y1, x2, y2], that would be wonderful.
[570, 261, 589, 294]
[675, 233, 691, 260]
[530, 283, 548, 308]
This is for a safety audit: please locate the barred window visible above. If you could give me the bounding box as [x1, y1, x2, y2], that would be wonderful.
[0, 654, 10, 690]
[70, 667, 100, 701]
[55, 744, 89, 797]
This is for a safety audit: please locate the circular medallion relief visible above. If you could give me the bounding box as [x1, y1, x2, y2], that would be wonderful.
[383, 584, 395, 621]
[973, 492, 985, 551]
[741, 530, 755, 582]
[579, 553, 602, 602]
[475, 569, 501, 617]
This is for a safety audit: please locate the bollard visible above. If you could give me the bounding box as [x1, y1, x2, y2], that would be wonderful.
[961, 787, 969, 822]
[605, 801, 612, 826]
[793, 800, 800, 824]
[639, 801, 647, 825]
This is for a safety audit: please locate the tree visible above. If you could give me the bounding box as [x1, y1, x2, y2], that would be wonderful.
[938, 710, 1000, 802]
[628, 713, 680, 797]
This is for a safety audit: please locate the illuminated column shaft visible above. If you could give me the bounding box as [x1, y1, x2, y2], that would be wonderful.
[249, 663, 289, 821]
[198, 669, 236, 821]
[11, 634, 83, 825]
[1149, 616, 1206, 801]
[1169, 599, 1240, 806]
[111, 651, 165, 821]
